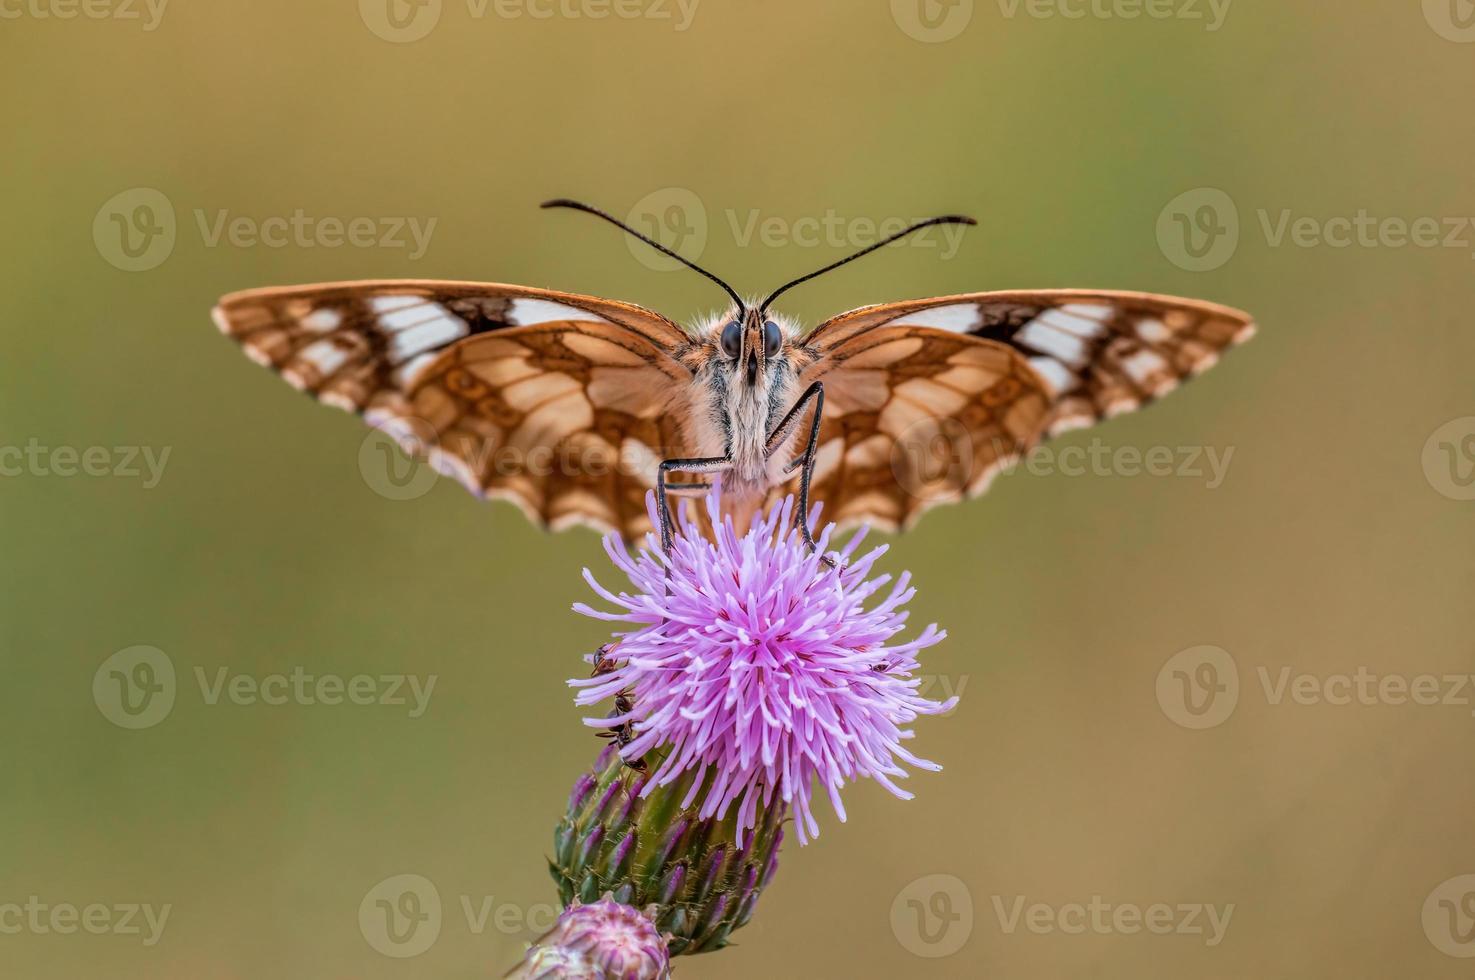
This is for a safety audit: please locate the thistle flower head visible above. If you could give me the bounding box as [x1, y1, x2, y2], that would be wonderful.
[571, 488, 957, 845]
[509, 895, 669, 980]
[551, 743, 783, 956]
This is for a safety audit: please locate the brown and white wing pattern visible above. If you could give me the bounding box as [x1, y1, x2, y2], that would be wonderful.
[789, 327, 1052, 531]
[213, 280, 695, 537]
[792, 290, 1255, 530]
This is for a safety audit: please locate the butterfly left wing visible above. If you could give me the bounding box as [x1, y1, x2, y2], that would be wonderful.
[786, 290, 1255, 530]
[213, 280, 696, 537]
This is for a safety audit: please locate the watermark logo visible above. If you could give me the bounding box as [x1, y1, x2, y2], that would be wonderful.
[356, 414, 682, 502]
[359, 418, 441, 501]
[892, 425, 1238, 502]
[993, 0, 1232, 30]
[0, 0, 168, 29]
[194, 666, 436, 716]
[359, 0, 443, 41]
[624, 187, 708, 272]
[0, 440, 171, 487]
[360, 874, 442, 958]
[891, 873, 973, 958]
[0, 898, 171, 945]
[93, 188, 176, 273]
[891, 0, 974, 42]
[1422, 417, 1475, 501]
[616, 191, 972, 271]
[469, 0, 700, 29]
[1157, 187, 1239, 272]
[1161, 652, 1475, 725]
[1014, 439, 1235, 489]
[1156, 645, 1239, 729]
[728, 208, 969, 258]
[93, 188, 436, 271]
[992, 895, 1233, 945]
[358, 875, 559, 955]
[95, 649, 436, 726]
[1424, 0, 1475, 42]
[361, 0, 698, 40]
[892, 417, 974, 504]
[1257, 666, 1475, 714]
[93, 646, 176, 730]
[1423, 874, 1475, 957]
[1160, 189, 1475, 271]
[915, 673, 970, 704]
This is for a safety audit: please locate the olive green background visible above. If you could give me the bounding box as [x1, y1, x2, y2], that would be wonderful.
[3, 1, 1473, 977]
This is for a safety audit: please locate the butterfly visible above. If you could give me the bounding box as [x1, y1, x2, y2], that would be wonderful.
[212, 199, 1254, 554]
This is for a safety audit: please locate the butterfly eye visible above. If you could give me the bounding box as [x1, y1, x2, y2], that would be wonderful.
[763, 320, 782, 359]
[720, 320, 742, 359]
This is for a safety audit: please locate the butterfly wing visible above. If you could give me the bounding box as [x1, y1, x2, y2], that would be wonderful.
[791, 290, 1255, 530]
[213, 280, 695, 537]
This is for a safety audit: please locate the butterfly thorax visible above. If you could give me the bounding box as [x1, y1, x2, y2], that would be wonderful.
[684, 308, 802, 500]
[725, 377, 782, 489]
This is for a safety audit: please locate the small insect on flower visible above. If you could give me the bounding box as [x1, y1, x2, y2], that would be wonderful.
[571, 486, 959, 845]
[589, 645, 648, 774]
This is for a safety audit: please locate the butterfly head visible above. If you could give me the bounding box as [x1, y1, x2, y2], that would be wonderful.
[717, 307, 787, 387]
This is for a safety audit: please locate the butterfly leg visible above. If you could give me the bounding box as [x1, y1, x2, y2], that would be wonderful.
[657, 458, 729, 552]
[664, 482, 714, 496]
[765, 382, 832, 563]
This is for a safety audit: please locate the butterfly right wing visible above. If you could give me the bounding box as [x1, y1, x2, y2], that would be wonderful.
[808, 290, 1255, 437]
[213, 280, 697, 537]
[785, 290, 1255, 530]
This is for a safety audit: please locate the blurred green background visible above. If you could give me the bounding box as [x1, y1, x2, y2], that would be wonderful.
[3, 1, 1474, 977]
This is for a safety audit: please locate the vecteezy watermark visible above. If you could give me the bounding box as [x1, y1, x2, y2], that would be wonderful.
[891, 874, 973, 958]
[891, 0, 1228, 42]
[194, 667, 436, 716]
[624, 187, 709, 272]
[92, 188, 175, 272]
[92, 647, 437, 729]
[916, 674, 970, 704]
[359, 874, 560, 958]
[891, 0, 974, 42]
[890, 420, 1237, 504]
[0, 898, 171, 946]
[359, 418, 443, 502]
[93, 187, 436, 272]
[1156, 645, 1240, 730]
[1156, 188, 1240, 272]
[1424, 874, 1475, 958]
[358, 0, 699, 43]
[361, 874, 442, 958]
[1157, 646, 1475, 730]
[1157, 187, 1475, 272]
[619, 189, 971, 272]
[993, 0, 1232, 30]
[0, 440, 170, 488]
[1424, 0, 1475, 42]
[93, 646, 177, 730]
[0, 0, 168, 30]
[1422, 417, 1475, 502]
[1010, 440, 1234, 488]
[358, 415, 667, 502]
[726, 208, 969, 260]
[991, 895, 1234, 946]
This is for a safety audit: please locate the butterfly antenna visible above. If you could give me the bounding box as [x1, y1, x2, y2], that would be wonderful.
[541, 198, 747, 312]
[758, 215, 977, 314]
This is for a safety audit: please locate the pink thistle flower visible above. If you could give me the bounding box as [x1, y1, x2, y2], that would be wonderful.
[570, 487, 957, 845]
[508, 895, 669, 979]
